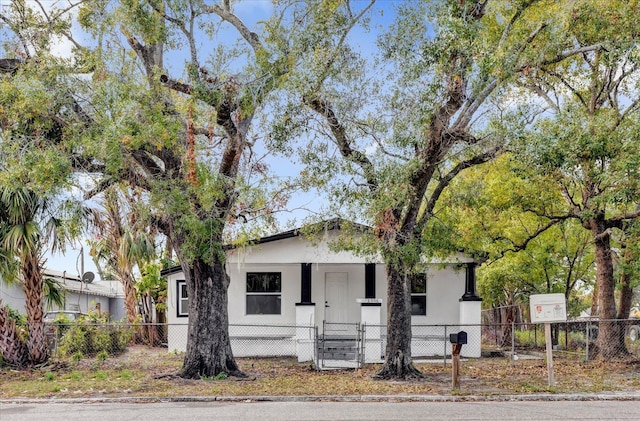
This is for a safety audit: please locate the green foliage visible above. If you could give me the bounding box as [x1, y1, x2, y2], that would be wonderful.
[71, 352, 83, 363]
[437, 153, 597, 314]
[57, 311, 133, 358]
[2, 305, 26, 328]
[96, 350, 109, 363]
[203, 371, 228, 381]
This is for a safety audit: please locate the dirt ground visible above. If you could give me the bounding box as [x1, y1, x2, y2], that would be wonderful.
[1, 346, 639, 399]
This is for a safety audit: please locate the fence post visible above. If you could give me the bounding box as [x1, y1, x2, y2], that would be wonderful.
[585, 321, 590, 361]
[360, 323, 366, 368]
[443, 325, 448, 367]
[511, 321, 515, 364]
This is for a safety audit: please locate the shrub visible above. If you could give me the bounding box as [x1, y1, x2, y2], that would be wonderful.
[57, 311, 133, 358]
[97, 350, 108, 363]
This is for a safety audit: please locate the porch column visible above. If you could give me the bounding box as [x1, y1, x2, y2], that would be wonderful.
[365, 263, 376, 299]
[460, 262, 482, 358]
[360, 301, 382, 363]
[296, 263, 315, 362]
[461, 262, 481, 301]
[360, 264, 382, 362]
[299, 263, 313, 304]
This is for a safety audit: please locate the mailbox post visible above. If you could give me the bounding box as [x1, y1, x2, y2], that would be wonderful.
[449, 331, 467, 389]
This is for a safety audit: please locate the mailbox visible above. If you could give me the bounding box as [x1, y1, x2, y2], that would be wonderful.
[449, 331, 468, 345]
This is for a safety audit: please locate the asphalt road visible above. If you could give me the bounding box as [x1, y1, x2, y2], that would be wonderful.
[2, 400, 640, 420]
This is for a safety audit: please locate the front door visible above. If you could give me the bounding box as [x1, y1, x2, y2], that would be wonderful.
[324, 272, 349, 325]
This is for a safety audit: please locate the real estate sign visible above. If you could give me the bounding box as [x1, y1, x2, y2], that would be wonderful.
[529, 293, 567, 387]
[529, 293, 567, 324]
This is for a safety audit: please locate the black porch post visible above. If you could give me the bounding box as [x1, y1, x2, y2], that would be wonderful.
[298, 263, 313, 304]
[460, 262, 482, 301]
[365, 263, 376, 299]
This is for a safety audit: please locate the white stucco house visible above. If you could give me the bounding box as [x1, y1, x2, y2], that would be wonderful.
[162, 220, 483, 364]
[0, 269, 126, 321]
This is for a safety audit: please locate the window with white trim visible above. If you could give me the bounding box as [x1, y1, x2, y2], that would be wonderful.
[246, 272, 281, 315]
[177, 280, 188, 317]
[410, 273, 427, 316]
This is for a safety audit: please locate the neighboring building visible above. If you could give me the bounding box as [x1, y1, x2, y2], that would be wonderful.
[0, 269, 126, 321]
[163, 220, 482, 363]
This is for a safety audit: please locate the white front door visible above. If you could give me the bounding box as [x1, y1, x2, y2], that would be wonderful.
[324, 272, 349, 324]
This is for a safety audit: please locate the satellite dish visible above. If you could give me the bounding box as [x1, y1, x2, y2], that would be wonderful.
[82, 271, 95, 284]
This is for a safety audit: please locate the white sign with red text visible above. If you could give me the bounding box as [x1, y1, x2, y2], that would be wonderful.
[530, 293, 567, 324]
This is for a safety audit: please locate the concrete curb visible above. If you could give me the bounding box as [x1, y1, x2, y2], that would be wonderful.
[3, 392, 640, 404]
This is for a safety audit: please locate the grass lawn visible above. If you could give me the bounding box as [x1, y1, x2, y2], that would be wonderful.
[1, 346, 639, 399]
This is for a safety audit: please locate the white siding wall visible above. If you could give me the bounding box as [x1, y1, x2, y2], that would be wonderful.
[422, 265, 465, 325]
[227, 231, 374, 265]
[62, 292, 110, 315]
[166, 263, 467, 347]
[0, 283, 27, 314]
[227, 264, 299, 325]
[165, 231, 472, 353]
[1, 282, 120, 319]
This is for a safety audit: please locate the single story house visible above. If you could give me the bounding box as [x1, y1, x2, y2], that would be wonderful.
[163, 220, 483, 364]
[0, 269, 126, 321]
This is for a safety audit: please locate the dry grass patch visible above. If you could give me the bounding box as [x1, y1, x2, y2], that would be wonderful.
[1, 346, 639, 399]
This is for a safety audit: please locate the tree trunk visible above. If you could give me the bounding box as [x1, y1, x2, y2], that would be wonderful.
[375, 263, 423, 379]
[22, 255, 48, 364]
[141, 293, 160, 346]
[613, 256, 634, 354]
[589, 216, 626, 358]
[590, 281, 598, 317]
[616, 247, 634, 320]
[180, 255, 243, 379]
[121, 269, 138, 324]
[0, 301, 29, 367]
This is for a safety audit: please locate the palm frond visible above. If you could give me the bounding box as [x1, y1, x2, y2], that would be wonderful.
[43, 277, 66, 310]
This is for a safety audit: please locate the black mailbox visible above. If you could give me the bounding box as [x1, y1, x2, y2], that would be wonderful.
[449, 331, 468, 345]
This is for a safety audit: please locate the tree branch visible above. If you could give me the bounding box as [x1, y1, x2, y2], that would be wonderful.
[540, 68, 589, 110]
[310, 0, 375, 93]
[305, 96, 377, 191]
[205, 3, 262, 52]
[0, 58, 23, 73]
[534, 44, 602, 68]
[606, 209, 640, 230]
[421, 146, 502, 227]
[499, 217, 567, 257]
[159, 74, 192, 95]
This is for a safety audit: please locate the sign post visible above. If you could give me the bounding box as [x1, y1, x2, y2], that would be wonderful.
[529, 293, 567, 388]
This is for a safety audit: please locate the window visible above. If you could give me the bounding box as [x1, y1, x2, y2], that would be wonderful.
[410, 273, 427, 316]
[177, 280, 188, 317]
[246, 272, 281, 315]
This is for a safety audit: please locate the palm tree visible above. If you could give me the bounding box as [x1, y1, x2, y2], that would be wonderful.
[0, 301, 29, 367]
[0, 187, 48, 364]
[89, 187, 158, 325]
[0, 187, 74, 366]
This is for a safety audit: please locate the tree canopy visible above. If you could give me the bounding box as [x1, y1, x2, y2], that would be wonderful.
[2, 0, 640, 373]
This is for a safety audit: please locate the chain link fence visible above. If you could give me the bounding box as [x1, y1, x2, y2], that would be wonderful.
[46, 319, 639, 364]
[482, 319, 640, 361]
[46, 323, 314, 360]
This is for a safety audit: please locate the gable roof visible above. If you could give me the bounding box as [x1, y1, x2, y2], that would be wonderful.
[161, 218, 368, 276]
[241, 218, 368, 246]
[160, 218, 477, 276]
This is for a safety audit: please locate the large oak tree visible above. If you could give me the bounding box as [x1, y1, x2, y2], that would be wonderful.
[512, 0, 640, 357]
[283, 0, 604, 378]
[3, 0, 371, 378]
